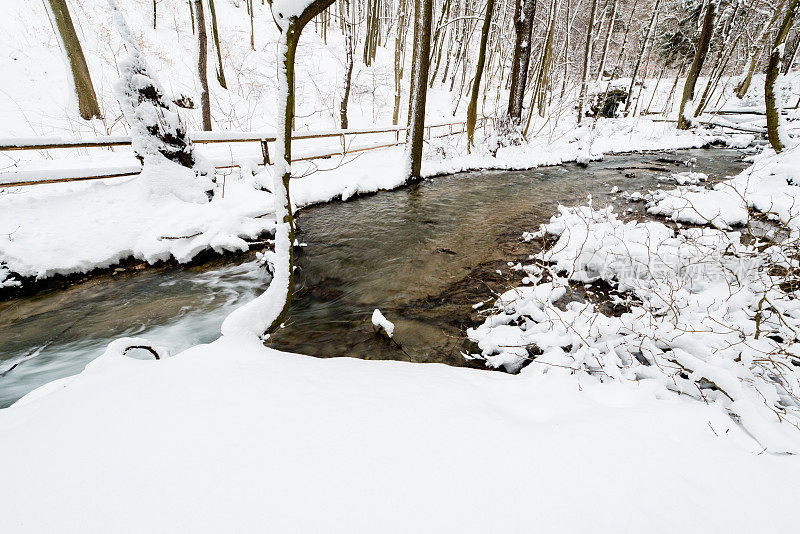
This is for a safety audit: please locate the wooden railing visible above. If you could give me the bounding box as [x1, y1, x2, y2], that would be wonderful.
[0, 118, 490, 188]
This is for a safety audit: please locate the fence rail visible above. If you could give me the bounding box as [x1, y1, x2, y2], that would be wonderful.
[0, 118, 488, 188]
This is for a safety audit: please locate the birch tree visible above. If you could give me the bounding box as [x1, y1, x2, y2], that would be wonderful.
[43, 0, 103, 120]
[221, 0, 335, 339]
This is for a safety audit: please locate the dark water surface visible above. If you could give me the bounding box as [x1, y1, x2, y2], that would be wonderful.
[0, 150, 749, 406]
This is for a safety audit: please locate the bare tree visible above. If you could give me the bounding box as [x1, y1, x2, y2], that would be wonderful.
[624, 0, 661, 114]
[194, 0, 212, 130]
[43, 0, 102, 120]
[467, 0, 496, 150]
[677, 0, 717, 130]
[766, 0, 799, 152]
[737, 0, 788, 98]
[221, 0, 335, 339]
[339, 0, 355, 128]
[507, 0, 537, 123]
[207, 0, 227, 89]
[405, 0, 433, 181]
[392, 0, 409, 124]
[577, 0, 599, 124]
[596, 0, 617, 81]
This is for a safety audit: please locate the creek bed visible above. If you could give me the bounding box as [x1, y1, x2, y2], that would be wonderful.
[0, 149, 749, 407]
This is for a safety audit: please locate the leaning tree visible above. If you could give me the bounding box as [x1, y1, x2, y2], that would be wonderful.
[221, 0, 335, 339]
[44, 0, 102, 119]
[766, 0, 799, 152]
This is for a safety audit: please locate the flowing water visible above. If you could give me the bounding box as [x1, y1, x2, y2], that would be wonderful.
[0, 150, 749, 407]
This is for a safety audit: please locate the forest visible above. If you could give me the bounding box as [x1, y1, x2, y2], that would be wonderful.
[0, 0, 799, 532]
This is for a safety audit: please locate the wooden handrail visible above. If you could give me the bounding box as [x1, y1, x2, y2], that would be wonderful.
[0, 119, 484, 152]
[0, 118, 490, 188]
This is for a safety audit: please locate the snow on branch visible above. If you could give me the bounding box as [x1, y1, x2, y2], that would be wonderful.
[107, 0, 209, 175]
[469, 182, 800, 453]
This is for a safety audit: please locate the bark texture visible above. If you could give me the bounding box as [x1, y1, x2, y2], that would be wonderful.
[766, 0, 799, 152]
[405, 0, 433, 180]
[677, 0, 717, 130]
[45, 0, 103, 120]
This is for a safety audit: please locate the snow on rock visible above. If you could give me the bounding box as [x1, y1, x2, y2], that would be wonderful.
[1, 335, 799, 532]
[671, 171, 707, 185]
[371, 308, 394, 337]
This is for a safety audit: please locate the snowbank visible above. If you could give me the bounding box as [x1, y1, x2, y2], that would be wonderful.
[0, 117, 719, 288]
[468, 142, 800, 453]
[1, 335, 798, 533]
[649, 145, 800, 233]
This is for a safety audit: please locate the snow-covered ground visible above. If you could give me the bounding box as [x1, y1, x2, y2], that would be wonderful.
[1, 335, 799, 533]
[0, 117, 718, 288]
[3, 0, 800, 530]
[468, 144, 800, 456]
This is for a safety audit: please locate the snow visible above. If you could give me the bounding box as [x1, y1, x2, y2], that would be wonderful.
[371, 308, 394, 337]
[649, 145, 800, 233]
[2, 0, 800, 528]
[1, 335, 799, 532]
[468, 144, 800, 453]
[0, 115, 719, 288]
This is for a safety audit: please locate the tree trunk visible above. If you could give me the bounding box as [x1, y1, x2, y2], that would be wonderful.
[507, 0, 537, 122]
[207, 0, 227, 89]
[527, 0, 559, 131]
[596, 0, 617, 81]
[677, 0, 717, 130]
[44, 0, 103, 120]
[392, 0, 408, 125]
[221, 0, 335, 339]
[766, 0, 799, 152]
[737, 0, 788, 98]
[153, 0, 157, 28]
[405, 0, 433, 181]
[624, 0, 660, 114]
[576, 0, 598, 124]
[194, 0, 212, 130]
[407, 0, 420, 127]
[467, 0, 495, 151]
[340, 0, 354, 128]
[249, 0, 255, 50]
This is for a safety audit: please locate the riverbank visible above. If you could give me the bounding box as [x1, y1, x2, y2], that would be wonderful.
[0, 118, 734, 294]
[2, 332, 799, 533]
[1, 150, 747, 408]
[2, 144, 799, 532]
[468, 144, 800, 453]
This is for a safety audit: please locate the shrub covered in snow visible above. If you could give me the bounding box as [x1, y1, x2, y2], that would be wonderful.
[469, 183, 800, 453]
[109, 1, 211, 178]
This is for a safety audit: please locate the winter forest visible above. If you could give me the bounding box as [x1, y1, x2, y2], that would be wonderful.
[1, 0, 800, 531]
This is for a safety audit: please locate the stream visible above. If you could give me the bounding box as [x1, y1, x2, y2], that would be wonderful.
[0, 149, 749, 407]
